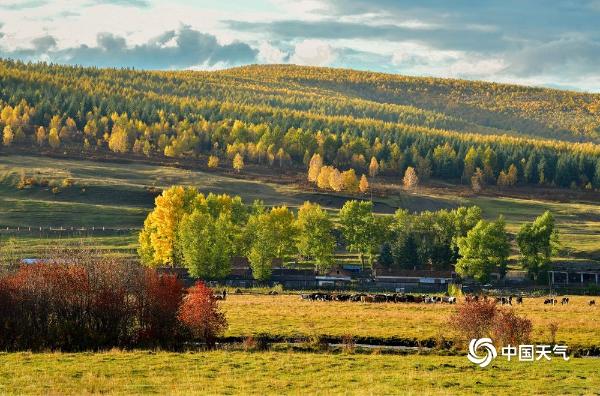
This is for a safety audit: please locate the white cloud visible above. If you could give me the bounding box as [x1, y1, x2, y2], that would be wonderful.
[290, 39, 335, 66]
[447, 57, 507, 79]
[258, 42, 287, 63]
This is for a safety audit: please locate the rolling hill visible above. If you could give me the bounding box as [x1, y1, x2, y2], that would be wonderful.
[1, 59, 599, 193]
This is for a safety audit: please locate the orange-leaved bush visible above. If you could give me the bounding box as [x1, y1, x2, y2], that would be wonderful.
[449, 299, 532, 347]
[178, 281, 227, 347]
[0, 254, 187, 351]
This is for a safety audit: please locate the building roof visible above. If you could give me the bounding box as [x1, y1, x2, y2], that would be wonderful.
[373, 265, 454, 279]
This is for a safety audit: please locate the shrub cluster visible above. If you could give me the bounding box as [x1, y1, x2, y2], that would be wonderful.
[0, 254, 226, 351]
[449, 299, 532, 347]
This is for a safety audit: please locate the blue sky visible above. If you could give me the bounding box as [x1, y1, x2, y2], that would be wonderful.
[1, 0, 600, 91]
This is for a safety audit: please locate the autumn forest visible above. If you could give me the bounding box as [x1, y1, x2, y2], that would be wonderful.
[0, 59, 599, 191]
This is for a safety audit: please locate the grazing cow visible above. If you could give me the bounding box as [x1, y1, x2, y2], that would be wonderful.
[333, 294, 351, 302]
[350, 293, 365, 302]
[361, 295, 375, 303]
[214, 289, 227, 300]
[373, 294, 388, 303]
[590, 300, 596, 306]
[317, 293, 331, 301]
[544, 298, 558, 305]
[516, 296, 523, 304]
[234, 288, 242, 294]
[496, 296, 511, 305]
[561, 297, 569, 305]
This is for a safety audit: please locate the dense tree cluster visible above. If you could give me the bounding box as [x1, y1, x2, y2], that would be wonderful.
[0, 60, 599, 190]
[140, 186, 558, 283]
[139, 186, 336, 280]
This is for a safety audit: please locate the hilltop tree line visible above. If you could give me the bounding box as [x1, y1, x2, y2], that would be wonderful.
[0, 60, 599, 190]
[139, 186, 558, 283]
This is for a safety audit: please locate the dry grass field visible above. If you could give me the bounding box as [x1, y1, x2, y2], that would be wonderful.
[221, 294, 600, 347]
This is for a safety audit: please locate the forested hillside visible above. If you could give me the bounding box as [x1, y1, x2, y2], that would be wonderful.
[0, 59, 599, 190]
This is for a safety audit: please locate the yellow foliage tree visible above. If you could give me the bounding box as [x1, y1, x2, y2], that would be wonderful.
[308, 153, 323, 182]
[341, 168, 359, 193]
[207, 155, 219, 168]
[139, 186, 199, 266]
[233, 152, 244, 172]
[403, 166, 419, 189]
[48, 127, 60, 149]
[317, 165, 334, 189]
[359, 174, 369, 193]
[108, 125, 129, 153]
[329, 167, 343, 192]
[369, 156, 379, 178]
[36, 126, 46, 147]
[2, 125, 14, 146]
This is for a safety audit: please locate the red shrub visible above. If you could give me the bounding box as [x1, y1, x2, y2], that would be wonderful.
[449, 299, 498, 342]
[492, 309, 532, 346]
[178, 281, 227, 347]
[0, 255, 188, 351]
[136, 269, 184, 346]
[449, 298, 532, 348]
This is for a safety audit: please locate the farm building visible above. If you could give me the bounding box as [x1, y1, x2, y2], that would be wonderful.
[157, 260, 458, 291]
[315, 267, 353, 287]
[372, 265, 455, 292]
[548, 262, 600, 286]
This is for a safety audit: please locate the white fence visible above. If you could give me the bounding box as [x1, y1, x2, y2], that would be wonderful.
[0, 226, 139, 232]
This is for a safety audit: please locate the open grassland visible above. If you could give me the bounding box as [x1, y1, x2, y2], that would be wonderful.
[0, 231, 138, 259]
[0, 154, 598, 260]
[0, 351, 598, 395]
[222, 295, 600, 348]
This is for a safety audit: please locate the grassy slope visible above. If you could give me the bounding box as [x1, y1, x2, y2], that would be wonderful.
[222, 295, 600, 347]
[1, 154, 598, 260]
[0, 351, 598, 395]
[221, 64, 600, 143]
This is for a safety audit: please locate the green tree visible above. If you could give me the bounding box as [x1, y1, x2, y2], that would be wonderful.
[456, 217, 510, 282]
[378, 242, 394, 268]
[339, 200, 377, 268]
[392, 234, 420, 270]
[516, 211, 559, 282]
[462, 146, 479, 182]
[296, 202, 335, 273]
[178, 210, 234, 279]
[247, 206, 298, 280]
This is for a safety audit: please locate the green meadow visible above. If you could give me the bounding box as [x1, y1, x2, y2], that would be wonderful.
[0, 351, 597, 395]
[0, 154, 597, 261]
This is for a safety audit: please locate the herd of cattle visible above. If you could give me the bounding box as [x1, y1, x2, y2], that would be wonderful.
[543, 297, 597, 306]
[297, 292, 598, 306]
[300, 292, 457, 303]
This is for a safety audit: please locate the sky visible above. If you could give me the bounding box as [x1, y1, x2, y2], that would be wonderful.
[1, 0, 600, 92]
